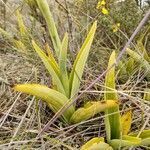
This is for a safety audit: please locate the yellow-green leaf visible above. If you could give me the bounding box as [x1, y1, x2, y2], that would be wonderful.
[14, 84, 75, 121]
[81, 137, 113, 150]
[121, 110, 132, 135]
[59, 33, 69, 98]
[14, 40, 27, 54]
[129, 129, 150, 139]
[126, 57, 135, 75]
[104, 51, 121, 141]
[70, 100, 117, 124]
[143, 89, 150, 101]
[36, 0, 61, 57]
[69, 21, 97, 98]
[136, 41, 150, 62]
[32, 41, 66, 95]
[126, 48, 150, 69]
[126, 48, 150, 79]
[110, 135, 141, 149]
[45, 43, 59, 69]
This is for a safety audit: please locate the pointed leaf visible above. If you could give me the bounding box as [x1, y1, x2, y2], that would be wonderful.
[126, 48, 150, 68]
[81, 137, 113, 150]
[129, 129, 150, 146]
[36, 0, 61, 57]
[70, 100, 117, 123]
[129, 129, 150, 138]
[126, 48, 150, 79]
[104, 51, 121, 141]
[14, 84, 75, 121]
[32, 40, 66, 95]
[121, 110, 132, 135]
[69, 21, 97, 98]
[126, 57, 135, 75]
[45, 43, 59, 69]
[110, 135, 141, 149]
[59, 33, 69, 98]
[136, 41, 150, 62]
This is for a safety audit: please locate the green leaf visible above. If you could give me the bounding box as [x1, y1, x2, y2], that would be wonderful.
[143, 88, 150, 101]
[126, 48, 150, 67]
[121, 110, 132, 135]
[110, 135, 141, 149]
[70, 100, 117, 123]
[45, 43, 59, 69]
[69, 21, 97, 98]
[129, 130, 150, 146]
[32, 40, 66, 95]
[81, 137, 113, 150]
[59, 33, 69, 98]
[136, 41, 150, 62]
[104, 51, 121, 141]
[126, 48, 150, 80]
[14, 84, 75, 122]
[126, 57, 135, 75]
[36, 0, 61, 57]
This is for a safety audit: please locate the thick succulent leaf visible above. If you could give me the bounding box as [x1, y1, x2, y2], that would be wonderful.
[59, 33, 69, 98]
[110, 135, 141, 149]
[70, 100, 117, 124]
[121, 110, 132, 135]
[129, 130, 150, 146]
[129, 129, 150, 138]
[32, 41, 66, 95]
[81, 137, 113, 150]
[14, 84, 75, 121]
[136, 41, 150, 62]
[126, 48, 150, 79]
[36, 0, 61, 57]
[69, 21, 97, 98]
[104, 51, 121, 141]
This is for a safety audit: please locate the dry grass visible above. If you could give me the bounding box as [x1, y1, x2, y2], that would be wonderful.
[0, 0, 150, 149]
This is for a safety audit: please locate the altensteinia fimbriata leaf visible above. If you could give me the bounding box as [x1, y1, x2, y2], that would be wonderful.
[70, 100, 117, 123]
[32, 41, 66, 95]
[110, 135, 141, 149]
[69, 21, 97, 98]
[59, 33, 69, 98]
[36, 0, 61, 57]
[121, 110, 132, 135]
[104, 51, 121, 141]
[14, 84, 75, 121]
[81, 137, 113, 150]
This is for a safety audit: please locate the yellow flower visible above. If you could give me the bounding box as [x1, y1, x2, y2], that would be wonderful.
[101, 7, 109, 15]
[96, 0, 106, 9]
[112, 23, 120, 32]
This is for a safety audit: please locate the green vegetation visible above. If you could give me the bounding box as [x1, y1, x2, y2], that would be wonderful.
[0, 0, 150, 149]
